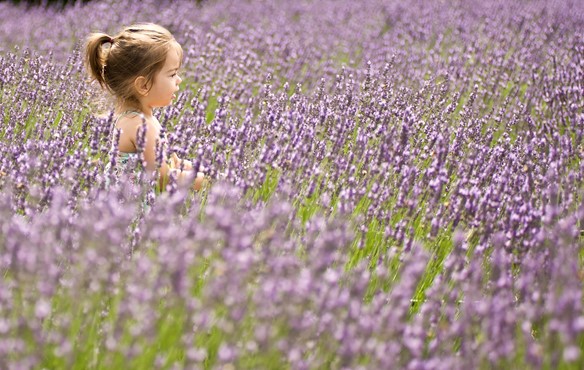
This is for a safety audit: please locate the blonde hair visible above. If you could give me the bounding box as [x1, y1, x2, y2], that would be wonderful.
[84, 23, 183, 110]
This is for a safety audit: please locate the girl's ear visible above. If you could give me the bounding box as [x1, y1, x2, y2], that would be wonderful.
[134, 76, 150, 96]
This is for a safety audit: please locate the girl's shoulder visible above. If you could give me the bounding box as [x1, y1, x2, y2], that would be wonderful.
[115, 110, 162, 134]
[114, 110, 145, 128]
[115, 110, 162, 142]
[115, 111, 150, 152]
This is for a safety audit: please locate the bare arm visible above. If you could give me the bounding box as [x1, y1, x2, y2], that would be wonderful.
[141, 119, 173, 189]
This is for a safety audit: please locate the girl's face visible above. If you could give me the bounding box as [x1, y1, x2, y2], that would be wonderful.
[146, 46, 182, 108]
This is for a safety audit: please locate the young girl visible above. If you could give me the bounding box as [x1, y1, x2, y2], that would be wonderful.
[84, 23, 205, 191]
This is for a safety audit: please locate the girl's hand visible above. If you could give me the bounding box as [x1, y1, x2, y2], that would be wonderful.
[193, 171, 206, 191]
[171, 167, 206, 191]
[170, 153, 193, 171]
[170, 153, 181, 169]
[182, 159, 193, 171]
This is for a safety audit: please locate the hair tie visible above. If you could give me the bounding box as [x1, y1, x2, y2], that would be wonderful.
[103, 36, 114, 46]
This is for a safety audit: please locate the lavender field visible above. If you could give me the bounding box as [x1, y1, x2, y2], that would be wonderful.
[1, 0, 584, 368]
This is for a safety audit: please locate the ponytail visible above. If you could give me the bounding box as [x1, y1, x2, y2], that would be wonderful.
[84, 33, 114, 89]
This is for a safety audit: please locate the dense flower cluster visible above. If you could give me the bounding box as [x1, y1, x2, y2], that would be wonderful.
[1, 0, 583, 368]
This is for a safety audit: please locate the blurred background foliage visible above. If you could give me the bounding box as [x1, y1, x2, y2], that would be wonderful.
[4, 0, 206, 8]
